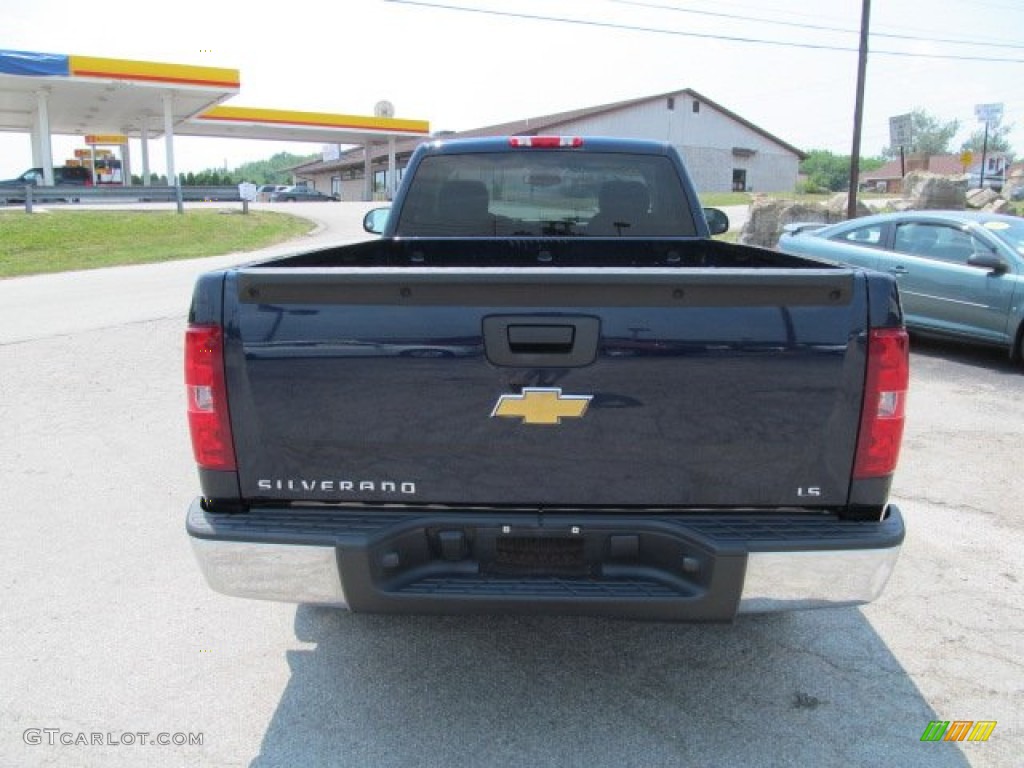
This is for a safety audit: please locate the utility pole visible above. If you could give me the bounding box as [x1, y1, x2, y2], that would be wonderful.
[974, 104, 1004, 190]
[847, 0, 871, 220]
[978, 121, 989, 191]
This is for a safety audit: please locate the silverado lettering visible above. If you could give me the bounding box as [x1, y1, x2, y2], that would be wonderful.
[185, 136, 908, 621]
[256, 479, 418, 494]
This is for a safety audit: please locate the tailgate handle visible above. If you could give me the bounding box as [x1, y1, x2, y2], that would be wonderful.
[508, 324, 575, 354]
[484, 316, 600, 367]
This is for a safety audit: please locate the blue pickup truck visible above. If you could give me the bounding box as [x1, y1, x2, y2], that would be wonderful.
[185, 136, 908, 621]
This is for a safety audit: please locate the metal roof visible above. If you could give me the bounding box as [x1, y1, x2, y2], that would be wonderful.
[294, 86, 806, 175]
[455, 88, 806, 159]
[861, 155, 967, 181]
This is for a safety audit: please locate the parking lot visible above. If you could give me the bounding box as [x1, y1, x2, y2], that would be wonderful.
[0, 202, 1020, 767]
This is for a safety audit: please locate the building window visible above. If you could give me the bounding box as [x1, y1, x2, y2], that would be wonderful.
[667, 97, 675, 111]
[732, 169, 747, 192]
[692, 101, 700, 114]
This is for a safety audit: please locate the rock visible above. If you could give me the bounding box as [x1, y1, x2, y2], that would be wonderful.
[738, 199, 827, 249]
[903, 171, 967, 209]
[983, 199, 1012, 214]
[966, 187, 998, 209]
[739, 193, 879, 249]
[826, 193, 871, 219]
[1002, 172, 1023, 202]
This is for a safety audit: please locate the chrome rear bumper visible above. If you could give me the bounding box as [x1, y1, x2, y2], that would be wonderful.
[187, 500, 904, 619]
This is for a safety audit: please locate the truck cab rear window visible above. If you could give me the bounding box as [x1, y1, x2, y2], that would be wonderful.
[393, 153, 697, 238]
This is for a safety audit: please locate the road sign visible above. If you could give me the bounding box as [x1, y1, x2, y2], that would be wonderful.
[974, 103, 1003, 125]
[889, 114, 913, 147]
[85, 134, 128, 145]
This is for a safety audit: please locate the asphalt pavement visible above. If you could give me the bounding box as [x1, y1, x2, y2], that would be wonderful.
[0, 201, 1019, 767]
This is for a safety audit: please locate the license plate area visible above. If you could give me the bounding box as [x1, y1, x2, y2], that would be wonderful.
[491, 536, 589, 576]
[338, 516, 747, 619]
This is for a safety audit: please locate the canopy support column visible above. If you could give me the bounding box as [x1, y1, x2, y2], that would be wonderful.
[140, 118, 151, 186]
[34, 89, 54, 185]
[120, 139, 131, 187]
[363, 143, 372, 201]
[163, 93, 177, 186]
[387, 137, 396, 200]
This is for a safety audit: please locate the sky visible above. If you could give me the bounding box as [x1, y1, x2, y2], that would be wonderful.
[1, 0, 1022, 178]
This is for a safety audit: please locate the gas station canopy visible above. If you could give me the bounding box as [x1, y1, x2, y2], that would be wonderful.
[186, 106, 431, 145]
[0, 50, 241, 139]
[0, 48, 430, 195]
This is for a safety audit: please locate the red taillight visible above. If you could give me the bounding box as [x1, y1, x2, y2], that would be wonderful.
[853, 328, 909, 479]
[185, 324, 236, 471]
[509, 136, 584, 148]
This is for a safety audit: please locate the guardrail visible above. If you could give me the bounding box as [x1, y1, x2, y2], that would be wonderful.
[0, 185, 251, 214]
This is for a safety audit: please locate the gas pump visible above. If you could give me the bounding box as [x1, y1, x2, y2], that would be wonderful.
[83, 134, 130, 186]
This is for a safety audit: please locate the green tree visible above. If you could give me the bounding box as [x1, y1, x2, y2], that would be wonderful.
[882, 109, 959, 157]
[800, 150, 885, 192]
[192, 169, 227, 185]
[961, 118, 1015, 160]
[233, 151, 317, 185]
[174, 151, 316, 186]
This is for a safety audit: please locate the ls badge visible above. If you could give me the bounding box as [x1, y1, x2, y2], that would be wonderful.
[491, 388, 593, 426]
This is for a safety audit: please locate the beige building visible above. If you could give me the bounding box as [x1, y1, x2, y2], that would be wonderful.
[293, 89, 805, 199]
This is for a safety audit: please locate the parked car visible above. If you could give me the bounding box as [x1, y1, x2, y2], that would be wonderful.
[778, 210, 1024, 360]
[0, 166, 92, 187]
[269, 185, 337, 202]
[256, 184, 288, 199]
[0, 166, 92, 203]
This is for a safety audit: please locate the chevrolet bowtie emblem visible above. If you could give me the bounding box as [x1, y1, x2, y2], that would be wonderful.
[491, 388, 593, 425]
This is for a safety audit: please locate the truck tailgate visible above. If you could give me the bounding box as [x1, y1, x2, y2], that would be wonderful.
[224, 266, 866, 509]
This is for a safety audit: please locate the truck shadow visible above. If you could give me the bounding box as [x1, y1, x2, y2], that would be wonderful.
[249, 607, 970, 768]
[909, 334, 1020, 376]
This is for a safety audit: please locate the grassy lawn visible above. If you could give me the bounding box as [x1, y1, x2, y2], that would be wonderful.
[699, 192, 754, 207]
[700, 191, 897, 207]
[0, 209, 313, 278]
[701, 191, 836, 207]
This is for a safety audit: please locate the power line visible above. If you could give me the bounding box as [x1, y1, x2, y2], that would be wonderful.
[608, 0, 1024, 51]
[958, 0, 1024, 12]
[383, 1, 1024, 64]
